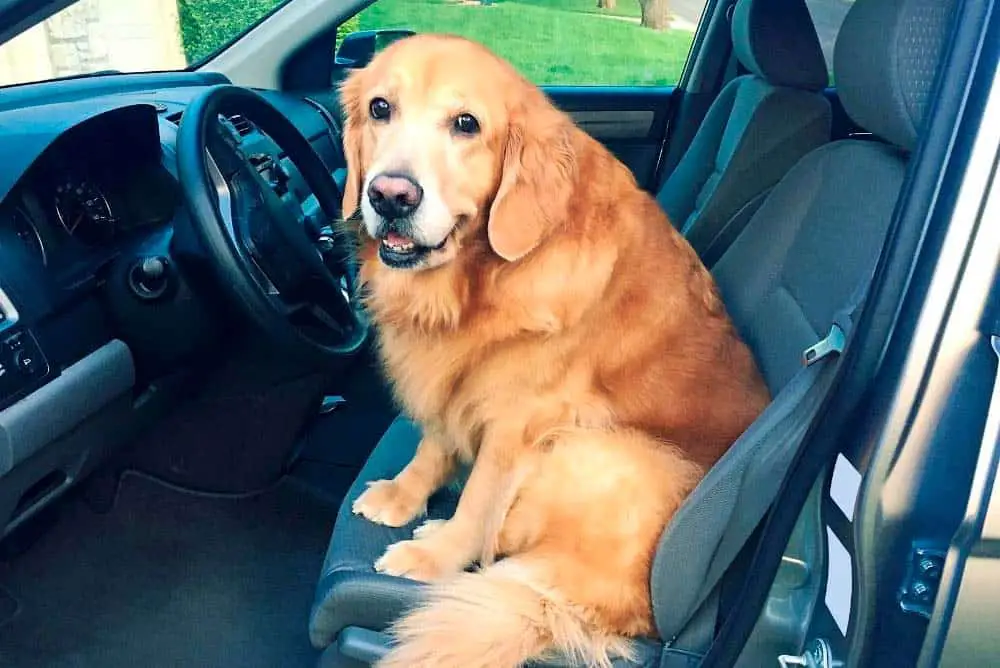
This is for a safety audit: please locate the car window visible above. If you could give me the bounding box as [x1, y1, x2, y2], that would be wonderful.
[179, 0, 290, 63]
[0, 0, 290, 88]
[337, 0, 712, 87]
[804, 0, 853, 82]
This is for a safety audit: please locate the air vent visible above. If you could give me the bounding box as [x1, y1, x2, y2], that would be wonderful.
[163, 110, 255, 137]
[225, 113, 255, 136]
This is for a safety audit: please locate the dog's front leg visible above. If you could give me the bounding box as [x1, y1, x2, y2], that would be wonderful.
[374, 433, 530, 581]
[353, 429, 457, 527]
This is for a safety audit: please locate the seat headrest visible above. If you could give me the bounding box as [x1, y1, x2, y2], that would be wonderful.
[731, 0, 828, 91]
[835, 0, 958, 151]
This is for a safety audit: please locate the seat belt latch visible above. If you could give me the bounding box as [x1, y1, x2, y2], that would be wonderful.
[802, 324, 846, 367]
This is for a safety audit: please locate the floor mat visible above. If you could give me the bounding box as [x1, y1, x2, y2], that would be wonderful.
[0, 473, 336, 668]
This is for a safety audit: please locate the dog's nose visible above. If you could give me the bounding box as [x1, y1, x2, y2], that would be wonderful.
[367, 173, 423, 219]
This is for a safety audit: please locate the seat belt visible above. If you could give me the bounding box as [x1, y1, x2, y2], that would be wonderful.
[656, 273, 873, 668]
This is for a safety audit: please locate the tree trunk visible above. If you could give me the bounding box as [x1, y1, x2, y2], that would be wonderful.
[639, 0, 670, 29]
[597, 0, 617, 10]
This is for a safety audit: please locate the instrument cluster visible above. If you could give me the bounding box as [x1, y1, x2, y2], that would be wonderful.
[0, 126, 179, 274]
[53, 177, 117, 248]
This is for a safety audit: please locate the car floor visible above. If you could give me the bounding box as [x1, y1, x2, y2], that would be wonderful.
[0, 471, 338, 668]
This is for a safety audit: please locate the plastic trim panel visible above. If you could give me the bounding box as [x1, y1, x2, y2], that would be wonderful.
[0, 339, 135, 475]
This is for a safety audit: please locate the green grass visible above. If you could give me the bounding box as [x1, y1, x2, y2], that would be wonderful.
[528, 0, 642, 20]
[177, 0, 693, 86]
[358, 0, 692, 85]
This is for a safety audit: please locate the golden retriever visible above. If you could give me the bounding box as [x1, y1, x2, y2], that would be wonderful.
[339, 34, 770, 668]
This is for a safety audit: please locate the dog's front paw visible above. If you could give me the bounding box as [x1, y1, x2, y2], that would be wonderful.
[352, 480, 426, 527]
[375, 539, 456, 582]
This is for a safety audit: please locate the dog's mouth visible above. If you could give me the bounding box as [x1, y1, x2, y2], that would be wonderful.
[377, 230, 448, 269]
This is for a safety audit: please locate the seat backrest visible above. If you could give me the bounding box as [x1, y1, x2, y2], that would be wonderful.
[650, 0, 959, 647]
[657, 0, 831, 263]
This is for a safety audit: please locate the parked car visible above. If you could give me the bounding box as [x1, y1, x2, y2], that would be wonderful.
[0, 0, 995, 666]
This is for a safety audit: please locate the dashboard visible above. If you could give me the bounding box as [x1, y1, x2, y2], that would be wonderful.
[0, 106, 178, 280]
[0, 70, 346, 536]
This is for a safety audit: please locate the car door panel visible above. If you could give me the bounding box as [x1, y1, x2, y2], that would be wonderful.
[544, 86, 676, 190]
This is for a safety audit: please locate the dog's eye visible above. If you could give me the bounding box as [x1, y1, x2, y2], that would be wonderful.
[369, 97, 392, 121]
[453, 113, 480, 136]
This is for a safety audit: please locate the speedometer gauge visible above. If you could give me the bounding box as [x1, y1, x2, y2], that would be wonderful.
[54, 180, 115, 245]
[10, 206, 47, 266]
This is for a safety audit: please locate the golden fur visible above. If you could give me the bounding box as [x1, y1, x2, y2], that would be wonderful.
[338, 34, 770, 668]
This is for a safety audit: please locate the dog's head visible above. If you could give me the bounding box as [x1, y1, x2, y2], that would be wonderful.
[339, 34, 577, 271]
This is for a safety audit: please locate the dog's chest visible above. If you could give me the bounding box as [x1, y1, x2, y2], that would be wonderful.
[379, 325, 609, 457]
[380, 330, 502, 424]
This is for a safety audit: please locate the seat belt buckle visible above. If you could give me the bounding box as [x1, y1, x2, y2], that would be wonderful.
[802, 324, 846, 366]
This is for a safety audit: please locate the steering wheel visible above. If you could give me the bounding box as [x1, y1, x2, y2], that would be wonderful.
[176, 85, 367, 363]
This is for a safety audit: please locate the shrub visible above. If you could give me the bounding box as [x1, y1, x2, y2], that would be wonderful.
[337, 14, 362, 47]
[177, 0, 287, 63]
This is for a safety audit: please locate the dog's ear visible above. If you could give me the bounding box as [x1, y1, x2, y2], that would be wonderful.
[488, 96, 577, 262]
[339, 72, 365, 219]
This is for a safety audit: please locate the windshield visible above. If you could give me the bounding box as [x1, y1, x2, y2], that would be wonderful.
[0, 0, 289, 87]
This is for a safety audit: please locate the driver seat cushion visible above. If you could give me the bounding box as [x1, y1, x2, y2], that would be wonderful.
[309, 418, 665, 667]
[309, 418, 455, 648]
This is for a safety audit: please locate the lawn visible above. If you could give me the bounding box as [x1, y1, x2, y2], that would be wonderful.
[179, 0, 693, 86]
[356, 0, 692, 85]
[520, 0, 642, 21]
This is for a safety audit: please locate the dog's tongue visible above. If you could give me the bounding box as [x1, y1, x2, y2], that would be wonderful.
[385, 231, 412, 245]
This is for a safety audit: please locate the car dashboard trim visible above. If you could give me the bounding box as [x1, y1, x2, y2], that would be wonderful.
[0, 338, 134, 476]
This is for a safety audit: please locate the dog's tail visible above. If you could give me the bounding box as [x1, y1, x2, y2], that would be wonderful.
[375, 559, 633, 668]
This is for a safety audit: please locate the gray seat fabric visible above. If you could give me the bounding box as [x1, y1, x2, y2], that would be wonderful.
[309, 0, 958, 663]
[657, 0, 831, 262]
[309, 418, 443, 650]
[713, 140, 908, 393]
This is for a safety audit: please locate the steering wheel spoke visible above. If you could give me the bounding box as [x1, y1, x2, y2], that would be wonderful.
[277, 284, 360, 344]
[177, 85, 368, 362]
